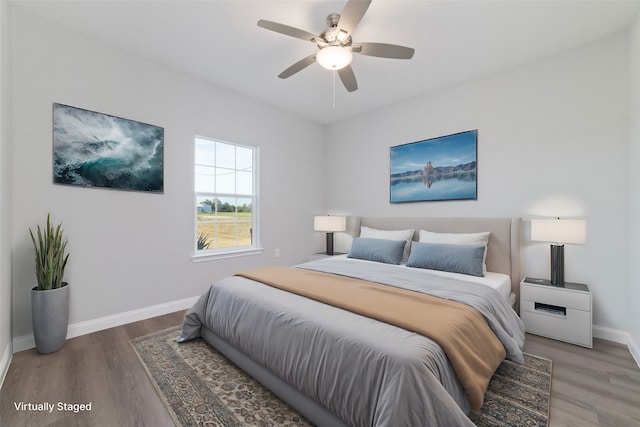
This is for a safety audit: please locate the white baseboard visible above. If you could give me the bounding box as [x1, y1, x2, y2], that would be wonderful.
[629, 335, 640, 369]
[593, 324, 632, 345]
[593, 324, 640, 369]
[12, 296, 199, 353]
[0, 342, 12, 389]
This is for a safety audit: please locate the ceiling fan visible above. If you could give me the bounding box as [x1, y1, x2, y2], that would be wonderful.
[257, 0, 415, 93]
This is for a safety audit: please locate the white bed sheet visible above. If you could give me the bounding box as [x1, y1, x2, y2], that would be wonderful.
[325, 255, 512, 301]
[404, 266, 512, 301]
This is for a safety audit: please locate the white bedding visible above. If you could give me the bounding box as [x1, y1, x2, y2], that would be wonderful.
[403, 265, 512, 300]
[326, 255, 513, 301]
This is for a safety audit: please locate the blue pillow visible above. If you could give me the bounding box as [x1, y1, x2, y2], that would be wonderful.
[406, 242, 485, 277]
[347, 237, 407, 265]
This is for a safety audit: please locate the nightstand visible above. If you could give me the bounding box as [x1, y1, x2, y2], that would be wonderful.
[520, 277, 592, 348]
[308, 252, 346, 262]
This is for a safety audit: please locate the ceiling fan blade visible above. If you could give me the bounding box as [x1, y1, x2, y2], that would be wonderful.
[353, 42, 415, 59]
[278, 54, 317, 79]
[257, 19, 318, 43]
[338, 65, 358, 92]
[337, 0, 372, 36]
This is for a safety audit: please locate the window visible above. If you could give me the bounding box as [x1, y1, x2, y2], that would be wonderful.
[194, 136, 259, 259]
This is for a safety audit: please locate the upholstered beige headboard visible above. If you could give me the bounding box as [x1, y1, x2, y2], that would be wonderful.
[339, 217, 522, 306]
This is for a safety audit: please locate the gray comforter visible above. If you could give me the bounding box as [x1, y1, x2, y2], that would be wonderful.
[179, 257, 526, 427]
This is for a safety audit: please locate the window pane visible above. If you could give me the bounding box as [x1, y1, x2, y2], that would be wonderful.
[236, 197, 252, 213]
[196, 222, 215, 250]
[215, 142, 235, 169]
[216, 167, 235, 194]
[236, 171, 252, 195]
[196, 196, 216, 250]
[195, 138, 216, 166]
[236, 146, 253, 171]
[215, 218, 237, 248]
[196, 196, 215, 214]
[216, 196, 236, 214]
[236, 196, 253, 246]
[195, 164, 215, 192]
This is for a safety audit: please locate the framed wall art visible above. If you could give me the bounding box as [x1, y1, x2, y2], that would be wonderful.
[53, 103, 164, 193]
[390, 130, 477, 203]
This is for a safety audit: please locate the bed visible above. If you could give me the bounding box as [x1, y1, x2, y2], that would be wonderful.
[179, 217, 525, 427]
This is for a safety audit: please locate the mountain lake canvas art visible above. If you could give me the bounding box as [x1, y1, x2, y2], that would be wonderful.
[390, 130, 477, 203]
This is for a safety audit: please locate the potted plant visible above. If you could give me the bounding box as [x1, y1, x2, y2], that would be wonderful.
[29, 214, 70, 354]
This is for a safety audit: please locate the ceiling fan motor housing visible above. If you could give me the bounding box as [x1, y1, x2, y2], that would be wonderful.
[326, 12, 340, 27]
[321, 13, 352, 47]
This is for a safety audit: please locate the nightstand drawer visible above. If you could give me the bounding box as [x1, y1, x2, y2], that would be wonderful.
[521, 304, 592, 347]
[521, 285, 591, 311]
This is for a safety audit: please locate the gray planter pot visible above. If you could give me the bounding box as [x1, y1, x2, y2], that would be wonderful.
[31, 282, 69, 354]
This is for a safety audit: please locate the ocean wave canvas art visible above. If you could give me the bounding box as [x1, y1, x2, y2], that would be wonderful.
[390, 130, 477, 203]
[53, 103, 164, 193]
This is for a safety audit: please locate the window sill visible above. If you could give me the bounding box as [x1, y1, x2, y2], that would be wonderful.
[191, 247, 264, 262]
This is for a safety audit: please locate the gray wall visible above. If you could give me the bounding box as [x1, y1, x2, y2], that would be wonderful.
[325, 33, 630, 334]
[0, 0, 14, 382]
[10, 8, 326, 340]
[627, 13, 640, 364]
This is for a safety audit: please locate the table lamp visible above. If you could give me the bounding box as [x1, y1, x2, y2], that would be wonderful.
[531, 218, 586, 286]
[314, 215, 346, 255]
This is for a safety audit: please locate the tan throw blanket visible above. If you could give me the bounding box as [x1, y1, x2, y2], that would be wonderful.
[236, 266, 506, 411]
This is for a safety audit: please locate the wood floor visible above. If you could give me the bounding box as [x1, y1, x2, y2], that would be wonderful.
[1, 312, 639, 427]
[0, 311, 184, 427]
[524, 334, 640, 427]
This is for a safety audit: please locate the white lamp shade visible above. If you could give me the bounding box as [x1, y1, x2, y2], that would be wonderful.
[316, 46, 353, 70]
[314, 215, 346, 232]
[531, 219, 586, 244]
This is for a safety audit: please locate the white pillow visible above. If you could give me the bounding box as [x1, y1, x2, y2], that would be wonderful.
[418, 230, 490, 271]
[360, 226, 415, 262]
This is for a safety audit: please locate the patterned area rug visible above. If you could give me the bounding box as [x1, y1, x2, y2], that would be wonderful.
[468, 352, 552, 426]
[131, 326, 552, 427]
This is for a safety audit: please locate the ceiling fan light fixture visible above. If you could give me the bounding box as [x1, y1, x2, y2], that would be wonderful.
[316, 45, 353, 70]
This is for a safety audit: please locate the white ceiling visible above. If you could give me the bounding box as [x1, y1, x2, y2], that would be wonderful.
[11, 0, 640, 124]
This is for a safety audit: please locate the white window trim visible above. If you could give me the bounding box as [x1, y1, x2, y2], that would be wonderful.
[192, 137, 260, 261]
[191, 247, 264, 262]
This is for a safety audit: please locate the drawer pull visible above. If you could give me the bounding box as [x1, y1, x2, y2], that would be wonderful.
[534, 302, 566, 316]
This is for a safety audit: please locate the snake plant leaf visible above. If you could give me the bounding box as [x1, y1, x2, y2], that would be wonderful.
[29, 214, 70, 290]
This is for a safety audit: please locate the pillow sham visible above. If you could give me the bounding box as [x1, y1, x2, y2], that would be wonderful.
[418, 229, 490, 271]
[406, 242, 485, 277]
[360, 226, 415, 262]
[348, 237, 407, 265]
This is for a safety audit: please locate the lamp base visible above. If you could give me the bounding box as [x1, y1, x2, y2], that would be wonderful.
[325, 232, 335, 256]
[550, 244, 565, 286]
